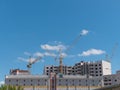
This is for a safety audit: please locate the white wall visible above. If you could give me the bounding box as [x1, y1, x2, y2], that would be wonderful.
[102, 61, 111, 75]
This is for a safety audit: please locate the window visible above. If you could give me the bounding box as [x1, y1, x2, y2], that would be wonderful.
[90, 71, 94, 73]
[90, 65, 93, 66]
[45, 79, 47, 82]
[59, 83, 61, 85]
[104, 83, 108, 85]
[104, 80, 108, 82]
[91, 74, 94, 76]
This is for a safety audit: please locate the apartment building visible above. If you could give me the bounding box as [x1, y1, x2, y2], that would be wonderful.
[44, 60, 112, 76]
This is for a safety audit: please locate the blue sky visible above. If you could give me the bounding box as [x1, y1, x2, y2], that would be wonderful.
[0, 0, 120, 82]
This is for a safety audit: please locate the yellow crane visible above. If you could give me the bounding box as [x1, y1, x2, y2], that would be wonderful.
[44, 30, 89, 74]
[58, 30, 88, 74]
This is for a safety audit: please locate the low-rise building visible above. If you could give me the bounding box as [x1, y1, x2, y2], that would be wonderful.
[5, 73, 103, 90]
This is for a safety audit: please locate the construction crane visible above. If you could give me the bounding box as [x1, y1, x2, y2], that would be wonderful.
[27, 56, 42, 73]
[43, 30, 89, 74]
[58, 48, 64, 74]
[105, 43, 118, 62]
[58, 30, 88, 74]
[18, 55, 42, 74]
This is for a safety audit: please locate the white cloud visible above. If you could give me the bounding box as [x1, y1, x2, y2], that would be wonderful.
[44, 52, 56, 57]
[34, 52, 44, 57]
[18, 57, 28, 62]
[67, 55, 76, 58]
[18, 57, 37, 63]
[80, 29, 89, 36]
[41, 44, 66, 51]
[24, 52, 31, 56]
[29, 57, 39, 63]
[0, 81, 4, 86]
[60, 53, 67, 57]
[54, 41, 62, 44]
[78, 48, 106, 56]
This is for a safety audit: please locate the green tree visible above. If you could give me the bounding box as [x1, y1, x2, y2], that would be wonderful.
[0, 85, 23, 90]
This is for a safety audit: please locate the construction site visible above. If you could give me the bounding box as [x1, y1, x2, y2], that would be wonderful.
[4, 30, 120, 90]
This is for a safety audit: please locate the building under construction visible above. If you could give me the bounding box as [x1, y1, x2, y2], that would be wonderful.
[5, 60, 120, 90]
[44, 60, 111, 76]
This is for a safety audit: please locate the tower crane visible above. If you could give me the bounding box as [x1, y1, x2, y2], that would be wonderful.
[58, 48, 64, 74]
[58, 31, 88, 74]
[105, 43, 118, 62]
[43, 30, 89, 74]
[27, 56, 42, 73]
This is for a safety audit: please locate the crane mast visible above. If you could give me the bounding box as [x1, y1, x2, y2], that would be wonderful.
[43, 30, 88, 75]
[105, 43, 118, 62]
[59, 52, 63, 74]
[58, 34, 83, 74]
